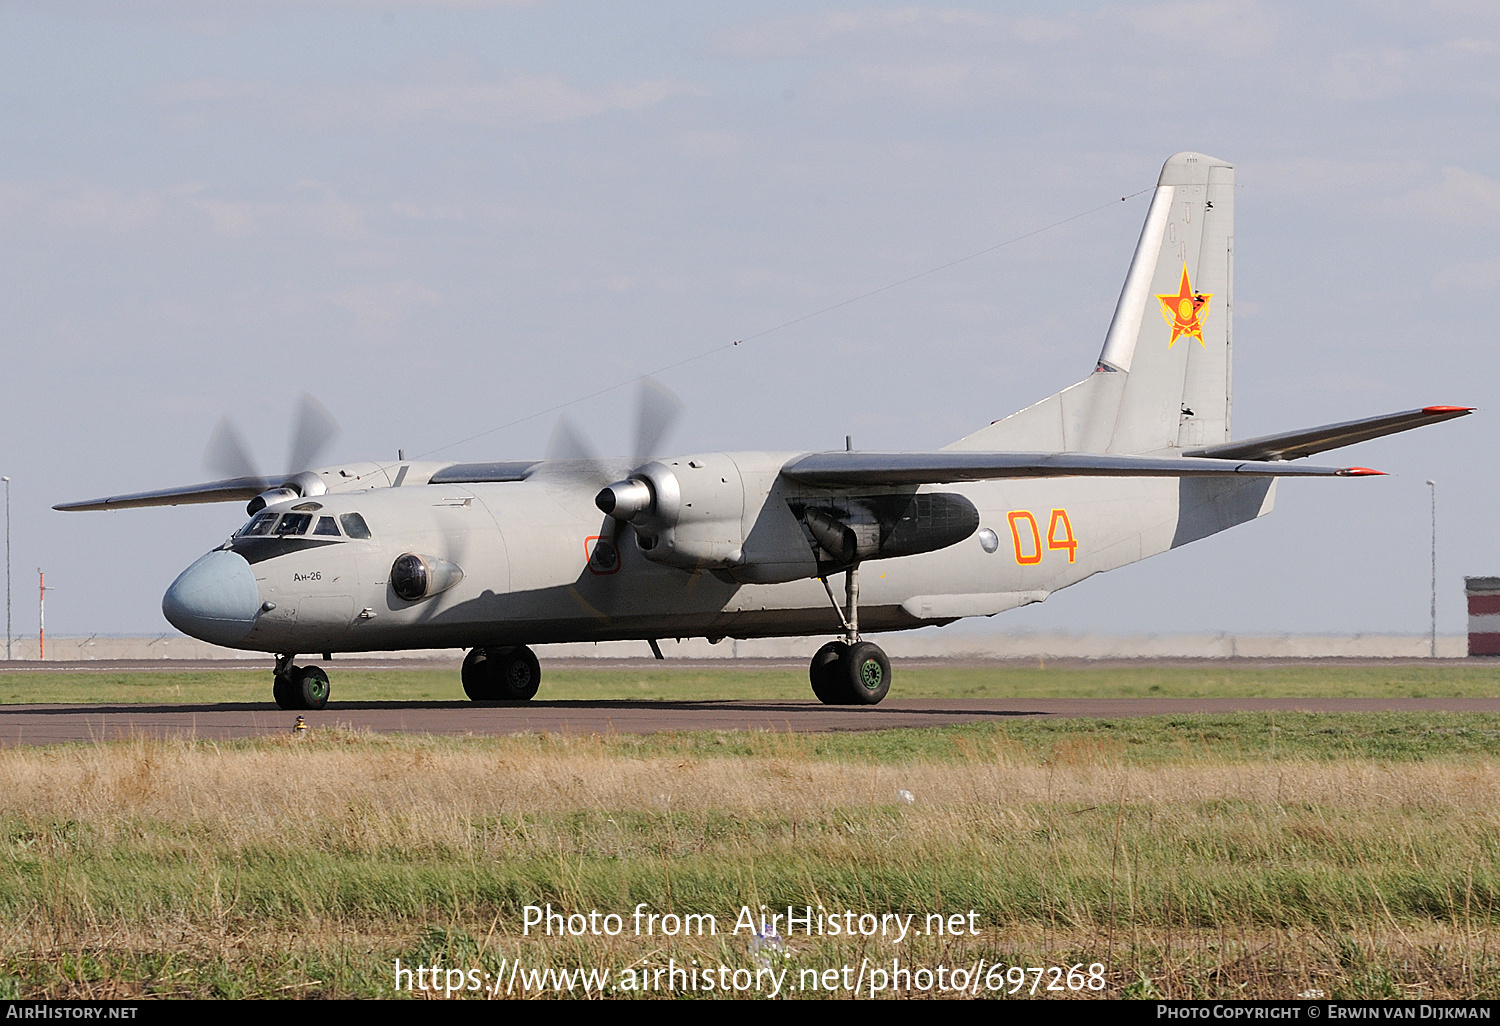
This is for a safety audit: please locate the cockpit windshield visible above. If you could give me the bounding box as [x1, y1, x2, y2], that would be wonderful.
[339, 513, 372, 539]
[239, 512, 277, 537]
[275, 513, 313, 536]
[235, 510, 372, 541]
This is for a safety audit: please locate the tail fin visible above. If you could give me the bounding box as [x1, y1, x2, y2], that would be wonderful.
[950, 152, 1234, 454]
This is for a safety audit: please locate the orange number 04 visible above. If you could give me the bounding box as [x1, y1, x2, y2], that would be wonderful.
[1007, 509, 1077, 565]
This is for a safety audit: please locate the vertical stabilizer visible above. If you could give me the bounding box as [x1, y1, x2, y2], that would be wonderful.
[949, 152, 1234, 455]
[1107, 152, 1233, 453]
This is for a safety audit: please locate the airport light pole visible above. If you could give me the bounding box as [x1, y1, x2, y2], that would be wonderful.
[1427, 479, 1437, 659]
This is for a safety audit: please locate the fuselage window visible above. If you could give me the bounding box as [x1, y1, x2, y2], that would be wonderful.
[339, 513, 372, 539]
[275, 513, 313, 536]
[314, 516, 341, 537]
[240, 512, 278, 537]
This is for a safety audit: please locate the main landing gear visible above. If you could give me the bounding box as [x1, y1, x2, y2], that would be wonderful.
[461, 645, 541, 702]
[809, 562, 891, 705]
[272, 654, 330, 711]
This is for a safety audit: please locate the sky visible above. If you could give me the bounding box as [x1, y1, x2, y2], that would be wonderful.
[1, 0, 1497, 640]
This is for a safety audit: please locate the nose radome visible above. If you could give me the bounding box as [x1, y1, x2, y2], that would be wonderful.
[162, 550, 261, 646]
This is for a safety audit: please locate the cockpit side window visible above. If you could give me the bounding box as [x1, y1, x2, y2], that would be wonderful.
[339, 513, 372, 539]
[313, 516, 341, 537]
[275, 513, 313, 536]
[240, 512, 278, 537]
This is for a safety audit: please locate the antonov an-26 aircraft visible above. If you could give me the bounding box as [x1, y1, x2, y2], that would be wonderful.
[59, 153, 1470, 710]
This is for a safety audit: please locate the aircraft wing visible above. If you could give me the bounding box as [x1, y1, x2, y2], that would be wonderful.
[780, 451, 1383, 487]
[1183, 406, 1473, 462]
[53, 476, 277, 512]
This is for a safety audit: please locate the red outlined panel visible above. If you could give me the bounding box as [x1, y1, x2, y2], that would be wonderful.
[1007, 511, 1042, 565]
[584, 535, 622, 575]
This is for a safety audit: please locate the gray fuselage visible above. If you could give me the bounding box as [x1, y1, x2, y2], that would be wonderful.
[161, 450, 1273, 654]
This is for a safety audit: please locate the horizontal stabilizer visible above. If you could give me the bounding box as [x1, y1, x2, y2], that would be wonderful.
[1184, 406, 1473, 462]
[54, 477, 278, 512]
[781, 451, 1382, 487]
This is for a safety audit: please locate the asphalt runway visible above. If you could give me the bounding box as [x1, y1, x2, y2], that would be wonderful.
[3, 696, 1500, 745]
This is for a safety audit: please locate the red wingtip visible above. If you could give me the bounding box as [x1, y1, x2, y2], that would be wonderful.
[1423, 405, 1475, 414]
[1343, 467, 1387, 476]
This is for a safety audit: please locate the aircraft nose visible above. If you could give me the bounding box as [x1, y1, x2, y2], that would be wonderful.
[162, 550, 261, 646]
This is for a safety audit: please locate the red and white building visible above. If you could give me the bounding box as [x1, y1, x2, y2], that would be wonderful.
[1467, 577, 1500, 656]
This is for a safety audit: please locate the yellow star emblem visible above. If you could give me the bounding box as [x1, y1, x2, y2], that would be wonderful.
[1155, 265, 1212, 347]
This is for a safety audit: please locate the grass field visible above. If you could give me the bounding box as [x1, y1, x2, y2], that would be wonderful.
[4, 660, 1500, 705]
[2, 663, 1500, 999]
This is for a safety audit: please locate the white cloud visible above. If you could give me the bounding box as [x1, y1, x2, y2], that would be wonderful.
[820, 61, 1023, 107]
[671, 131, 748, 161]
[1448, 37, 1499, 53]
[0, 181, 161, 232]
[191, 198, 260, 238]
[715, 8, 934, 57]
[1406, 167, 1500, 226]
[330, 280, 443, 327]
[1321, 47, 1412, 101]
[50, 186, 162, 232]
[156, 71, 698, 129]
[1248, 157, 1427, 200]
[1123, 0, 1279, 52]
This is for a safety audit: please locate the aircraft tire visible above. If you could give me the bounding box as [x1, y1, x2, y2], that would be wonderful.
[495, 646, 541, 701]
[461, 647, 502, 701]
[293, 665, 331, 711]
[809, 641, 850, 704]
[839, 642, 891, 705]
[272, 674, 297, 710]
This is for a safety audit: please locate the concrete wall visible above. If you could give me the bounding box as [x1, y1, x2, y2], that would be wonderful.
[0, 632, 1471, 661]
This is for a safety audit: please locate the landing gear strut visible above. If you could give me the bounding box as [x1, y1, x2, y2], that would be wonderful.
[272, 653, 331, 711]
[809, 563, 891, 705]
[461, 645, 542, 702]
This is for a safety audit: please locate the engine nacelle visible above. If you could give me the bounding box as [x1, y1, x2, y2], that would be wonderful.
[786, 491, 980, 568]
[246, 488, 298, 515]
[593, 452, 982, 579]
[246, 470, 332, 514]
[604, 454, 748, 571]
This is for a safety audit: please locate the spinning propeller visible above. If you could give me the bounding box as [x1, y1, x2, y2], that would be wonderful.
[545, 377, 683, 484]
[545, 378, 683, 571]
[51, 393, 341, 513]
[204, 394, 341, 514]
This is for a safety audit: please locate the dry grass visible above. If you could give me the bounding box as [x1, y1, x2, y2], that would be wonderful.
[1, 729, 1498, 998]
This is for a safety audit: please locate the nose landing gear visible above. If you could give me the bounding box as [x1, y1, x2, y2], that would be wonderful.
[809, 563, 891, 705]
[272, 654, 330, 711]
[461, 645, 542, 702]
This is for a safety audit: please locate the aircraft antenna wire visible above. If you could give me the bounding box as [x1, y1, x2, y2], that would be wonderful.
[409, 185, 1154, 463]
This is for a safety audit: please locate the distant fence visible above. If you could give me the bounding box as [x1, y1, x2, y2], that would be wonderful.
[0, 633, 1470, 662]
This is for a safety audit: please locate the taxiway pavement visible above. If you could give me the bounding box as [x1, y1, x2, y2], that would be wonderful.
[2, 696, 1498, 745]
